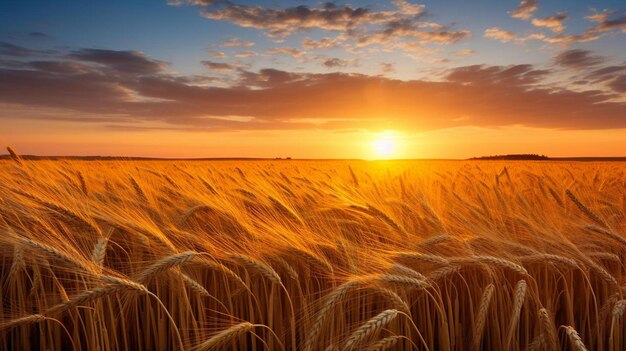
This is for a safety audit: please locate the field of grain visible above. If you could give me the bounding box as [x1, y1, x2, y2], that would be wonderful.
[1, 158, 625, 350]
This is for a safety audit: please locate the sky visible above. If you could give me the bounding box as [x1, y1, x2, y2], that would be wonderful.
[0, 0, 625, 159]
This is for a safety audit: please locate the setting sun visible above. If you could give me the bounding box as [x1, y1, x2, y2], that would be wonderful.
[371, 137, 397, 159]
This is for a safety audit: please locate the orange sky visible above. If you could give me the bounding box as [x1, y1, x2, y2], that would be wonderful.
[1, 0, 625, 158]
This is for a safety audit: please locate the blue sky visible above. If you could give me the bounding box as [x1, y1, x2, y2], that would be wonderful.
[3, 0, 624, 77]
[0, 1, 625, 158]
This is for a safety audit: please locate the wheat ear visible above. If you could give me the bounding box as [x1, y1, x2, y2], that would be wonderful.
[134, 251, 199, 283]
[47, 278, 147, 316]
[91, 237, 107, 268]
[504, 280, 527, 350]
[304, 280, 360, 351]
[365, 336, 403, 351]
[566, 190, 607, 227]
[6, 146, 22, 164]
[472, 284, 495, 350]
[0, 314, 46, 332]
[538, 308, 558, 351]
[231, 254, 281, 284]
[193, 322, 255, 351]
[561, 326, 588, 351]
[343, 309, 399, 350]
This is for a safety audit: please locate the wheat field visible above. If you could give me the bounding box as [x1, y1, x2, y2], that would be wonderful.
[1, 157, 625, 350]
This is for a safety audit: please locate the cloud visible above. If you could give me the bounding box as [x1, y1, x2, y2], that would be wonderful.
[380, 62, 395, 73]
[511, 0, 537, 20]
[202, 60, 235, 71]
[28, 61, 93, 74]
[594, 14, 626, 32]
[586, 9, 612, 24]
[183, 1, 469, 49]
[608, 75, 626, 93]
[391, 0, 425, 16]
[69, 49, 167, 74]
[531, 12, 568, 33]
[208, 51, 227, 58]
[302, 37, 344, 50]
[484, 28, 603, 45]
[453, 49, 476, 56]
[539, 32, 601, 44]
[1, 43, 625, 131]
[585, 65, 626, 83]
[266, 47, 305, 58]
[28, 32, 48, 38]
[201, 3, 391, 37]
[446, 64, 550, 87]
[233, 51, 257, 58]
[553, 49, 605, 69]
[222, 38, 255, 47]
[484, 28, 515, 42]
[321, 57, 355, 68]
[167, 0, 217, 6]
[0, 42, 55, 57]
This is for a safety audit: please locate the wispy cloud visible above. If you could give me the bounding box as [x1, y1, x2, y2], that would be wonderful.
[484, 28, 515, 43]
[222, 38, 256, 47]
[1, 43, 624, 131]
[531, 12, 568, 33]
[202, 60, 235, 71]
[553, 49, 605, 69]
[181, 0, 470, 52]
[510, 0, 538, 20]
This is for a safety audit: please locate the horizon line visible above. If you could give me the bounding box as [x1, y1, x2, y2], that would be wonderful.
[2, 154, 626, 162]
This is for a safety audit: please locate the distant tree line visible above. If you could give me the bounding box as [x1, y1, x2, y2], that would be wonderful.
[470, 154, 549, 160]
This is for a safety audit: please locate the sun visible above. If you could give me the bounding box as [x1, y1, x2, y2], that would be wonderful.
[371, 137, 397, 159]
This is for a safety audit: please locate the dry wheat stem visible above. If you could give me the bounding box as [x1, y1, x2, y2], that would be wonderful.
[472, 284, 495, 350]
[561, 325, 589, 351]
[343, 309, 399, 350]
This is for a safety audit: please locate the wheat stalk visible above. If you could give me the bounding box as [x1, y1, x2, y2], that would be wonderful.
[450, 256, 528, 275]
[584, 225, 626, 247]
[519, 254, 578, 268]
[134, 251, 199, 283]
[588, 252, 621, 263]
[46, 279, 147, 316]
[77, 171, 88, 195]
[375, 274, 431, 289]
[504, 280, 527, 350]
[179, 272, 211, 297]
[18, 236, 94, 273]
[193, 322, 255, 351]
[538, 308, 558, 351]
[276, 257, 299, 280]
[130, 177, 147, 202]
[429, 265, 462, 281]
[394, 252, 449, 265]
[370, 286, 410, 313]
[231, 254, 281, 284]
[613, 300, 626, 318]
[348, 166, 359, 186]
[0, 314, 46, 332]
[561, 326, 588, 351]
[343, 309, 398, 350]
[389, 263, 428, 281]
[472, 284, 495, 350]
[365, 336, 403, 351]
[418, 234, 451, 247]
[304, 279, 361, 351]
[91, 237, 108, 268]
[6, 146, 22, 164]
[566, 190, 607, 228]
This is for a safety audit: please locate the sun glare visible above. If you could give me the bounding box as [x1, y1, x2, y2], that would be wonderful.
[371, 137, 397, 159]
